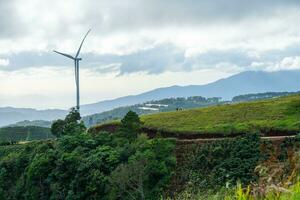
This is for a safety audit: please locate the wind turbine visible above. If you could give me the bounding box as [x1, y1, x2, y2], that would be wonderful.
[53, 29, 91, 111]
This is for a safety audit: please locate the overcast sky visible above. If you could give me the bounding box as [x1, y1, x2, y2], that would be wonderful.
[1, 0, 300, 109]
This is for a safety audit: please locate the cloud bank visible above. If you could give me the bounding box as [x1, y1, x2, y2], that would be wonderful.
[1, 0, 300, 108]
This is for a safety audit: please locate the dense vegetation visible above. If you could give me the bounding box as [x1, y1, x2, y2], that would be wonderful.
[0, 110, 176, 200]
[174, 136, 300, 199]
[0, 107, 300, 199]
[140, 94, 300, 135]
[0, 126, 53, 143]
[188, 134, 261, 189]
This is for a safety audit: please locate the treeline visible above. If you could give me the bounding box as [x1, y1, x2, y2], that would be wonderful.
[0, 126, 53, 143]
[232, 91, 300, 102]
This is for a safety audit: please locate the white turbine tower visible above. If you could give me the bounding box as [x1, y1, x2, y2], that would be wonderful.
[54, 29, 91, 112]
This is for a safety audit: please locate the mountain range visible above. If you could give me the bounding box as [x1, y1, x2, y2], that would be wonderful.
[1, 70, 300, 127]
[80, 70, 300, 115]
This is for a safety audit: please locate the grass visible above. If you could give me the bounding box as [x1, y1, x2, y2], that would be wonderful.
[139, 94, 300, 135]
[170, 181, 300, 200]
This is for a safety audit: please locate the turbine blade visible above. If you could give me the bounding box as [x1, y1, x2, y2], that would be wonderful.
[53, 50, 75, 60]
[75, 29, 91, 58]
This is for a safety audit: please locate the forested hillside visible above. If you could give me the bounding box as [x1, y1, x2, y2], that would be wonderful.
[0, 126, 53, 143]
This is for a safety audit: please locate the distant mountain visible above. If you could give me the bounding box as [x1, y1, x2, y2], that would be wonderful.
[2, 70, 300, 127]
[80, 70, 300, 115]
[0, 107, 67, 127]
[10, 91, 299, 128]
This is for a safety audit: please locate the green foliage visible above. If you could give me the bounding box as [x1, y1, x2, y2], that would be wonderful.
[51, 108, 86, 137]
[119, 111, 142, 140]
[0, 126, 53, 143]
[0, 113, 176, 199]
[296, 133, 300, 141]
[188, 134, 261, 190]
[50, 119, 65, 137]
[140, 94, 300, 135]
[172, 180, 300, 200]
[110, 135, 176, 200]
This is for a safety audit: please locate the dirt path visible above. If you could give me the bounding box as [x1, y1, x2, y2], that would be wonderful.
[174, 135, 296, 143]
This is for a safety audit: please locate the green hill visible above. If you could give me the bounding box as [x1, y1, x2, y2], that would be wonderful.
[83, 91, 300, 127]
[92, 94, 300, 136]
[82, 96, 222, 127]
[141, 94, 300, 135]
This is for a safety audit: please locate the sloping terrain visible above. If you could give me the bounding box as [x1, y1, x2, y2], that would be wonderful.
[91, 94, 300, 137]
[141, 94, 300, 136]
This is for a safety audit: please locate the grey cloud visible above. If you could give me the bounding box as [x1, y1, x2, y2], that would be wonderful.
[0, 0, 26, 38]
[2, 0, 300, 39]
[82, 0, 300, 34]
[3, 41, 300, 74]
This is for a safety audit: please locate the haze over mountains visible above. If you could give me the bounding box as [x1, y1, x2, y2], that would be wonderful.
[0, 107, 67, 127]
[1, 70, 300, 127]
[80, 70, 300, 115]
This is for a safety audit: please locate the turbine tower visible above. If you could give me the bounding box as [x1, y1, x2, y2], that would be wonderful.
[53, 29, 91, 111]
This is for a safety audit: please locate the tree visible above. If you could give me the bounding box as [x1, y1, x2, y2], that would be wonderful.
[51, 119, 65, 138]
[110, 160, 147, 200]
[51, 108, 86, 137]
[120, 111, 142, 140]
